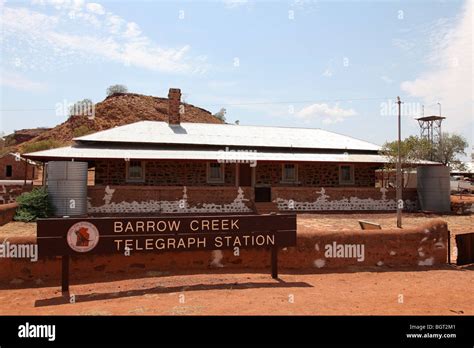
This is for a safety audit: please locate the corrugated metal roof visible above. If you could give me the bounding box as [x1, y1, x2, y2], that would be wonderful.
[23, 145, 389, 163]
[75, 121, 381, 151]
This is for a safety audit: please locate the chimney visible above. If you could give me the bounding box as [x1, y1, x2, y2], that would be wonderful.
[168, 88, 182, 125]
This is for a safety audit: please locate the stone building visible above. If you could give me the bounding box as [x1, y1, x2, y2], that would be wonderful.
[24, 88, 433, 214]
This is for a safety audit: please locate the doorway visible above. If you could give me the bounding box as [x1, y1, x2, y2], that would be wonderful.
[238, 163, 252, 187]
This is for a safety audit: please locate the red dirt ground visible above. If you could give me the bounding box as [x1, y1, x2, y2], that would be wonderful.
[0, 266, 472, 315]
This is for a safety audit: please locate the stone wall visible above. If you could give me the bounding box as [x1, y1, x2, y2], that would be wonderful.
[0, 184, 31, 204]
[0, 219, 448, 284]
[0, 203, 18, 226]
[95, 160, 236, 186]
[95, 160, 381, 187]
[87, 185, 254, 214]
[272, 187, 418, 211]
[86, 185, 418, 214]
[255, 162, 380, 187]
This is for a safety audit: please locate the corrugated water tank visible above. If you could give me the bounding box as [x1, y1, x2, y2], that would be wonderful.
[417, 165, 451, 213]
[47, 161, 88, 216]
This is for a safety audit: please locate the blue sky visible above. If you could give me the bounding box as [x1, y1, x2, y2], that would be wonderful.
[1, 0, 472, 154]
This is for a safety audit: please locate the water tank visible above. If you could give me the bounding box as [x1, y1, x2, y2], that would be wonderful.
[417, 165, 451, 213]
[47, 161, 88, 216]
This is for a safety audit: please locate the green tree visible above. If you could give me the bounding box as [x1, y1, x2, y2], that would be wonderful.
[213, 108, 226, 122]
[380, 136, 433, 188]
[380, 133, 469, 186]
[435, 132, 468, 169]
[106, 84, 128, 96]
[380, 135, 432, 170]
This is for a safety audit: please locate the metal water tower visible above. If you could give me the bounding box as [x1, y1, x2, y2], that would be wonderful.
[416, 115, 445, 145]
[416, 104, 445, 160]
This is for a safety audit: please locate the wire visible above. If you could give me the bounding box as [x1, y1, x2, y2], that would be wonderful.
[194, 96, 398, 107]
[1, 96, 418, 110]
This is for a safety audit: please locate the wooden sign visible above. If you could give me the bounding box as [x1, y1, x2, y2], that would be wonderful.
[37, 214, 297, 292]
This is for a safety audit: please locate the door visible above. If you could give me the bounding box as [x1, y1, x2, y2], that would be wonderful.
[239, 164, 252, 186]
[255, 187, 271, 202]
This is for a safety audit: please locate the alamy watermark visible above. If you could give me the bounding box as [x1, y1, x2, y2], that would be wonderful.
[380, 99, 421, 117]
[217, 146, 257, 167]
[0, 241, 38, 262]
[55, 99, 95, 120]
[324, 242, 365, 262]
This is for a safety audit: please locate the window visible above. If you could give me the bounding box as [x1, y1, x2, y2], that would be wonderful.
[5, 165, 12, 178]
[339, 164, 354, 185]
[207, 162, 224, 183]
[126, 160, 145, 182]
[281, 163, 298, 183]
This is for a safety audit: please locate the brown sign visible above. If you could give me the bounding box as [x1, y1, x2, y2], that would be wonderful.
[37, 214, 297, 256]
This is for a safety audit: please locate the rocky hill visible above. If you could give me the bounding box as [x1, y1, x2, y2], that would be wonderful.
[10, 93, 223, 154]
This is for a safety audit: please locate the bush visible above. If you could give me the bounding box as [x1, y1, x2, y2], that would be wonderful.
[107, 84, 128, 96]
[73, 125, 94, 137]
[22, 139, 62, 153]
[14, 187, 53, 222]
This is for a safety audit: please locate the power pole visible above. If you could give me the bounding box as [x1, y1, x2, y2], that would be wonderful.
[396, 96, 403, 228]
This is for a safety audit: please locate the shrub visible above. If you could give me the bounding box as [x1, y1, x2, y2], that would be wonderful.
[22, 139, 62, 153]
[73, 125, 94, 137]
[14, 187, 53, 222]
[107, 84, 128, 96]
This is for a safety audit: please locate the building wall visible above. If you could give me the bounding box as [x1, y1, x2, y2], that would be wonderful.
[95, 160, 380, 187]
[255, 162, 380, 187]
[0, 155, 37, 180]
[88, 160, 415, 214]
[95, 160, 236, 186]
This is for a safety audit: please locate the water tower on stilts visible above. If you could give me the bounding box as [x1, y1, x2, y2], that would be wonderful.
[415, 104, 450, 213]
[415, 103, 445, 160]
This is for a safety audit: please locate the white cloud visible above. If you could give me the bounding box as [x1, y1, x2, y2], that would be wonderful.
[1, 1, 208, 74]
[381, 75, 393, 84]
[296, 103, 357, 124]
[124, 22, 141, 38]
[1, 71, 48, 92]
[223, 0, 249, 9]
[392, 38, 416, 52]
[400, 1, 472, 137]
[86, 2, 105, 15]
[322, 68, 332, 77]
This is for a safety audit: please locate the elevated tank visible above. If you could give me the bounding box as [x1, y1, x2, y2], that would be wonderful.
[47, 161, 88, 216]
[417, 165, 451, 213]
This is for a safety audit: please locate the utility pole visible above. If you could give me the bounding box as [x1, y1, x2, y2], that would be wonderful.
[396, 96, 403, 228]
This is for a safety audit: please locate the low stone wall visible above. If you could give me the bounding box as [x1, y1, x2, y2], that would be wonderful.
[85, 185, 418, 214]
[272, 187, 418, 211]
[0, 203, 18, 226]
[87, 185, 254, 214]
[0, 184, 31, 204]
[0, 219, 448, 284]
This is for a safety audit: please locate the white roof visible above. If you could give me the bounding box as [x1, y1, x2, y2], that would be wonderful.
[1, 152, 38, 165]
[23, 145, 388, 163]
[75, 121, 380, 151]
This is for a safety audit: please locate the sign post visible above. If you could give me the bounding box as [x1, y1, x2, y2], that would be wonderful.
[37, 214, 297, 293]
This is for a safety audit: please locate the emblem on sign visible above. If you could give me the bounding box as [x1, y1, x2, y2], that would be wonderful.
[66, 222, 100, 252]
